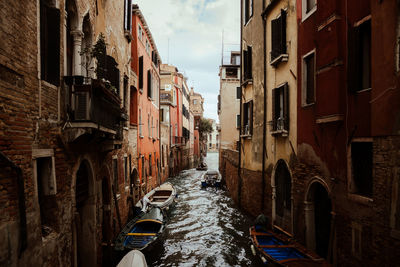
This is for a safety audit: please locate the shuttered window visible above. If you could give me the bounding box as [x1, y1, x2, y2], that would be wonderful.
[244, 0, 253, 24]
[303, 52, 315, 105]
[242, 100, 253, 135]
[106, 55, 120, 94]
[243, 46, 252, 80]
[139, 56, 143, 90]
[271, 10, 287, 62]
[40, 1, 60, 86]
[124, 0, 132, 31]
[147, 70, 152, 99]
[348, 20, 371, 92]
[236, 87, 241, 99]
[272, 83, 289, 132]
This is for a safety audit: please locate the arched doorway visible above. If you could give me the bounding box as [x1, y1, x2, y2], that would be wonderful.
[273, 159, 292, 232]
[74, 160, 96, 267]
[305, 180, 332, 259]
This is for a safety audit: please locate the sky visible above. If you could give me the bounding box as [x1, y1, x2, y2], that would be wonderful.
[134, 0, 240, 122]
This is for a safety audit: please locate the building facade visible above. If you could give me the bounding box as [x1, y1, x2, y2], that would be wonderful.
[190, 88, 206, 159]
[131, 5, 161, 197]
[0, 0, 137, 266]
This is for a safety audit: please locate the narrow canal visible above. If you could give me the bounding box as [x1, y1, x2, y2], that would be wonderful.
[145, 152, 263, 267]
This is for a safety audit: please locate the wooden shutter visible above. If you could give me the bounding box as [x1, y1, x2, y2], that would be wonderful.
[271, 17, 281, 61]
[280, 9, 287, 55]
[272, 88, 281, 131]
[249, 100, 253, 135]
[139, 56, 143, 89]
[248, 46, 252, 79]
[236, 87, 241, 99]
[243, 49, 248, 80]
[244, 0, 249, 23]
[283, 83, 289, 131]
[242, 102, 248, 133]
[147, 70, 152, 98]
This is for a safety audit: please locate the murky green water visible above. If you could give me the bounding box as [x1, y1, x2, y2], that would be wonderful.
[145, 152, 263, 267]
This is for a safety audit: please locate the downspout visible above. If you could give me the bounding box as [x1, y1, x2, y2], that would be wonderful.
[261, 9, 267, 212]
[238, 0, 243, 208]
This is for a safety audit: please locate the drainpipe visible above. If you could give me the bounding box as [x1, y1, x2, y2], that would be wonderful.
[261, 11, 267, 212]
[238, 0, 243, 208]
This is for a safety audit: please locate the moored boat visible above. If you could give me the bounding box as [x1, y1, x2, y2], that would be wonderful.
[136, 182, 176, 211]
[200, 170, 222, 188]
[196, 162, 208, 171]
[117, 250, 147, 267]
[115, 207, 165, 252]
[250, 226, 330, 266]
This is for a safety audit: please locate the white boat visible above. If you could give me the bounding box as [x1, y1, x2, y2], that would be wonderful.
[136, 182, 176, 211]
[117, 250, 147, 267]
[201, 170, 222, 188]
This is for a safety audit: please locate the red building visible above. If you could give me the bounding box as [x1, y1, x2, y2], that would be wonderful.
[131, 5, 161, 196]
[296, 0, 400, 265]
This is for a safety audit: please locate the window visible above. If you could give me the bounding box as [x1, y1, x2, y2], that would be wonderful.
[236, 87, 241, 99]
[151, 50, 158, 67]
[130, 86, 138, 125]
[148, 115, 150, 138]
[146, 39, 150, 55]
[139, 109, 142, 136]
[306, 0, 316, 13]
[302, 51, 315, 106]
[147, 70, 152, 99]
[113, 158, 119, 194]
[138, 25, 143, 41]
[124, 0, 132, 32]
[139, 56, 143, 90]
[225, 67, 238, 78]
[242, 100, 253, 135]
[272, 83, 289, 132]
[193, 99, 197, 105]
[149, 153, 152, 176]
[34, 153, 57, 236]
[350, 141, 373, 198]
[209, 143, 212, 148]
[124, 156, 128, 185]
[160, 109, 164, 122]
[123, 76, 129, 109]
[151, 116, 153, 138]
[156, 120, 159, 138]
[243, 46, 252, 80]
[271, 10, 287, 64]
[348, 20, 371, 92]
[40, 1, 60, 86]
[141, 156, 145, 182]
[244, 0, 253, 24]
[236, 114, 241, 128]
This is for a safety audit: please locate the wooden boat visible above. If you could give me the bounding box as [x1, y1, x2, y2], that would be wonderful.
[196, 162, 208, 171]
[249, 226, 330, 266]
[114, 207, 165, 251]
[201, 170, 222, 188]
[136, 182, 176, 211]
[117, 250, 147, 267]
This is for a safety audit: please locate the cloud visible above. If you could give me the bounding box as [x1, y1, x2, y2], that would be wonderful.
[134, 0, 240, 121]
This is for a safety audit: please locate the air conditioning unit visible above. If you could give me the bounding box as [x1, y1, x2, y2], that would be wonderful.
[74, 91, 90, 120]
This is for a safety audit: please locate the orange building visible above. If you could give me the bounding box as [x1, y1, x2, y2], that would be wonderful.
[131, 5, 161, 195]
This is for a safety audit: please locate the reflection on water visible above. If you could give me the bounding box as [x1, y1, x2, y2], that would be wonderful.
[145, 152, 262, 267]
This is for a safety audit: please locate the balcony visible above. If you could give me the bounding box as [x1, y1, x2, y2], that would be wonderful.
[160, 91, 173, 105]
[63, 78, 126, 144]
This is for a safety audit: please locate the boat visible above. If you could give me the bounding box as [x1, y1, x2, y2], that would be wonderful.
[114, 207, 165, 251]
[200, 170, 222, 188]
[136, 182, 176, 211]
[117, 250, 147, 267]
[249, 226, 330, 266]
[196, 162, 208, 171]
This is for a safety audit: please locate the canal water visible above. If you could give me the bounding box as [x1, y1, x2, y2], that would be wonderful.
[145, 152, 263, 267]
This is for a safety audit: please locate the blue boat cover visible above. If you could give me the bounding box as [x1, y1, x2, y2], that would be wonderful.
[262, 247, 305, 262]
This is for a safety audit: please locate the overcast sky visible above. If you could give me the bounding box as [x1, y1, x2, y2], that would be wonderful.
[134, 0, 240, 122]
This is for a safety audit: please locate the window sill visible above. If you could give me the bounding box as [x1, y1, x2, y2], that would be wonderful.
[244, 16, 253, 27]
[301, 102, 315, 108]
[270, 54, 289, 67]
[41, 80, 58, 89]
[116, 193, 121, 200]
[271, 129, 289, 137]
[240, 134, 252, 139]
[347, 193, 373, 205]
[356, 88, 372, 94]
[241, 79, 253, 87]
[139, 135, 144, 139]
